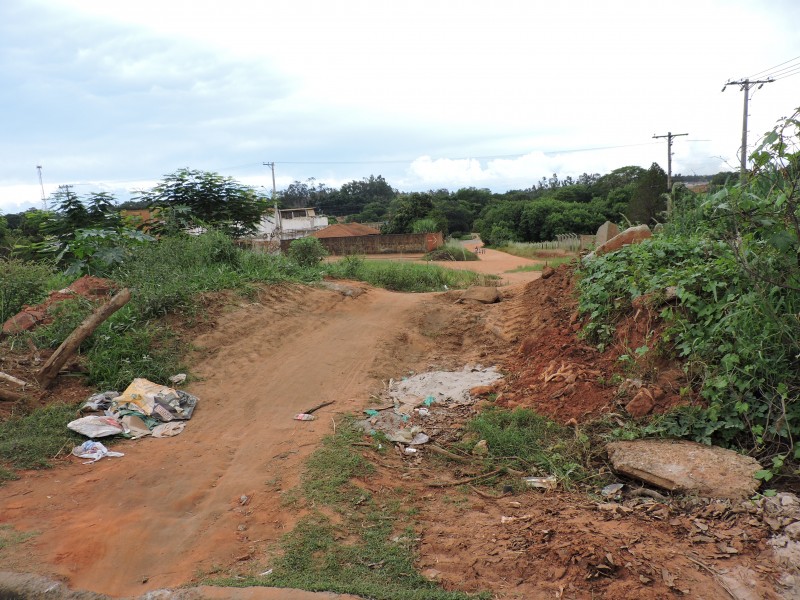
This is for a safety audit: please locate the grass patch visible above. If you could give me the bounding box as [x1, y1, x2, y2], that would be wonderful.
[326, 259, 498, 292]
[0, 403, 82, 470]
[504, 257, 575, 273]
[209, 420, 485, 599]
[424, 244, 479, 262]
[0, 525, 36, 551]
[464, 408, 589, 484]
[497, 243, 578, 261]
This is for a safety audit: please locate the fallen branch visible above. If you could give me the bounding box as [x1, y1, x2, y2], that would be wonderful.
[685, 554, 736, 600]
[469, 484, 508, 500]
[36, 288, 132, 389]
[427, 444, 473, 464]
[301, 400, 335, 415]
[630, 488, 669, 502]
[0, 388, 24, 403]
[0, 371, 28, 388]
[428, 468, 504, 488]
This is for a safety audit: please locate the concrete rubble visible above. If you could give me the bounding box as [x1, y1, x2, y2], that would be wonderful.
[606, 439, 762, 500]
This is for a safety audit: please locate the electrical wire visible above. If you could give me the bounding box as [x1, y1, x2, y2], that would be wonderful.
[747, 55, 800, 79]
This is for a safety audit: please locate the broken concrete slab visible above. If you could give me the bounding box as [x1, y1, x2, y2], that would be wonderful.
[595, 221, 620, 247]
[460, 286, 500, 304]
[583, 224, 652, 262]
[318, 281, 365, 298]
[606, 439, 762, 500]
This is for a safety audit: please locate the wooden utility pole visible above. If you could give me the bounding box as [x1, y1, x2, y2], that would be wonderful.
[652, 131, 688, 191]
[722, 78, 774, 175]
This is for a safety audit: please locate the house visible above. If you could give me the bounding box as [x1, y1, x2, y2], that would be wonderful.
[254, 207, 329, 240]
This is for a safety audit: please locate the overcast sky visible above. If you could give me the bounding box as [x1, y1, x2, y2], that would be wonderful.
[1, 0, 799, 214]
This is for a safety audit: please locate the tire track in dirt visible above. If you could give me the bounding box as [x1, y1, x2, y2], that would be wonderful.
[0, 285, 427, 597]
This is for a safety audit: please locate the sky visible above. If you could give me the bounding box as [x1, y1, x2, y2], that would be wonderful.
[1, 0, 799, 214]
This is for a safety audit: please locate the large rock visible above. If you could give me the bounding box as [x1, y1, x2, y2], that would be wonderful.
[606, 439, 762, 500]
[584, 225, 652, 262]
[460, 286, 500, 304]
[595, 221, 620, 247]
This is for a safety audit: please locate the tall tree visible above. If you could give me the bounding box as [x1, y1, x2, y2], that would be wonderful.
[627, 163, 668, 225]
[139, 168, 267, 236]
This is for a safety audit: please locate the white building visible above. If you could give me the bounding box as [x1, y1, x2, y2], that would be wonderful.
[254, 207, 329, 240]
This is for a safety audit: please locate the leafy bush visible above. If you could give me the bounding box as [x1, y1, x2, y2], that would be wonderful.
[0, 259, 55, 322]
[288, 237, 329, 267]
[424, 243, 479, 261]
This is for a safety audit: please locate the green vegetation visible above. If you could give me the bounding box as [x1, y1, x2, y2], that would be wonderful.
[0, 404, 82, 469]
[212, 421, 483, 600]
[464, 408, 589, 484]
[424, 243, 479, 262]
[326, 259, 497, 292]
[0, 525, 37, 552]
[578, 108, 800, 463]
[287, 236, 329, 267]
[0, 259, 58, 322]
[497, 242, 579, 260]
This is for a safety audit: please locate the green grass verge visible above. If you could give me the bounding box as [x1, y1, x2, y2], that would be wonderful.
[496, 243, 578, 261]
[326, 259, 498, 292]
[209, 420, 486, 600]
[503, 257, 575, 273]
[0, 403, 82, 471]
[464, 408, 589, 484]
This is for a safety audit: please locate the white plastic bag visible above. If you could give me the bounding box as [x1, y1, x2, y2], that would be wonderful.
[71, 440, 124, 464]
[67, 415, 124, 438]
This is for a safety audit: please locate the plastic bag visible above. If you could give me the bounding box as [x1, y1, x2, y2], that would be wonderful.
[67, 415, 124, 438]
[71, 440, 124, 463]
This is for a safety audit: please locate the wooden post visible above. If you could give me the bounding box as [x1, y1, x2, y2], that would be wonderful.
[36, 288, 132, 389]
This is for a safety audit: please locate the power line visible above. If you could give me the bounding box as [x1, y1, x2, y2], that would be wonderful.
[747, 54, 800, 79]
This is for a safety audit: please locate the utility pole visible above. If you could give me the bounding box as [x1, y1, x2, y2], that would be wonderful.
[262, 162, 276, 199]
[722, 78, 774, 175]
[263, 162, 280, 238]
[652, 131, 688, 191]
[36, 165, 46, 209]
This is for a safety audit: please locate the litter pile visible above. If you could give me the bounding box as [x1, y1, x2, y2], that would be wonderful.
[356, 365, 503, 450]
[66, 377, 198, 463]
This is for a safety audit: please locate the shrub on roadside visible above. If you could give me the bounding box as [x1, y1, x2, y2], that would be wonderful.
[424, 243, 479, 262]
[0, 259, 55, 323]
[287, 237, 329, 267]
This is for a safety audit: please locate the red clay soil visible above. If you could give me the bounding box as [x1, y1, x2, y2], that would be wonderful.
[496, 265, 692, 422]
[0, 265, 787, 599]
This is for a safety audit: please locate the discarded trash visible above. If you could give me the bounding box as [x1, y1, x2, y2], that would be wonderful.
[524, 475, 558, 490]
[404, 447, 418, 455]
[423, 395, 436, 406]
[294, 413, 316, 421]
[152, 422, 186, 437]
[601, 483, 625, 498]
[120, 414, 152, 439]
[471, 439, 489, 456]
[364, 409, 379, 417]
[410, 433, 430, 445]
[168, 373, 187, 385]
[415, 407, 430, 417]
[80, 391, 119, 412]
[112, 378, 198, 421]
[67, 415, 124, 438]
[260, 569, 273, 577]
[71, 440, 124, 464]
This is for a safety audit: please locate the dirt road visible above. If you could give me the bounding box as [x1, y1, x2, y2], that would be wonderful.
[0, 285, 441, 596]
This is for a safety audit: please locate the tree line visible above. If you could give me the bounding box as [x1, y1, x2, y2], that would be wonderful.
[2, 161, 702, 264]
